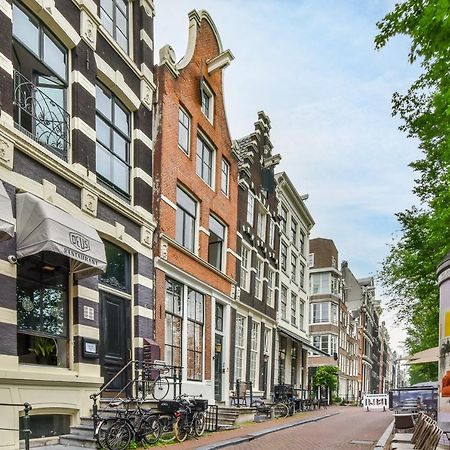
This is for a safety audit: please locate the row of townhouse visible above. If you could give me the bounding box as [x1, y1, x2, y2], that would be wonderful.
[0, 3, 324, 448]
[308, 238, 396, 401]
[0, 1, 395, 448]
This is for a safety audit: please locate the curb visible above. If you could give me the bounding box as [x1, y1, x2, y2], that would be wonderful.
[196, 412, 340, 449]
[374, 420, 393, 450]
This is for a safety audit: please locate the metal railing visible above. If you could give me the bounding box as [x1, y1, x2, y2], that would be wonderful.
[13, 69, 70, 160]
[0, 403, 32, 450]
[205, 405, 219, 432]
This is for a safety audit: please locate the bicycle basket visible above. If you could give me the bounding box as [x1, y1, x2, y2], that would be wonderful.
[191, 399, 208, 412]
[158, 399, 180, 413]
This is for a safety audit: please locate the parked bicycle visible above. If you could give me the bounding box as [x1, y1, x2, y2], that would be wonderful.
[104, 398, 161, 450]
[173, 394, 208, 442]
[139, 361, 171, 400]
[251, 398, 289, 419]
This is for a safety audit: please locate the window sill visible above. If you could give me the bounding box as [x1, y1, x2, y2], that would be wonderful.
[196, 173, 215, 191]
[178, 144, 190, 156]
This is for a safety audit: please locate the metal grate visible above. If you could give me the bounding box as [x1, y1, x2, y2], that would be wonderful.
[205, 405, 219, 432]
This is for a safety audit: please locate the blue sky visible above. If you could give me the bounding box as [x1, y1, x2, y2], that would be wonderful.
[154, 0, 421, 352]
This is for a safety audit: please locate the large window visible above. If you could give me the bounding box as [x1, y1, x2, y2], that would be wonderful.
[268, 219, 275, 248]
[208, 215, 226, 270]
[312, 335, 337, 355]
[235, 315, 246, 381]
[311, 302, 329, 324]
[176, 187, 197, 252]
[249, 322, 260, 387]
[17, 253, 69, 367]
[12, 2, 69, 159]
[257, 210, 266, 240]
[300, 263, 305, 288]
[255, 257, 263, 300]
[187, 289, 204, 381]
[165, 279, 183, 370]
[291, 253, 298, 283]
[291, 218, 298, 246]
[281, 242, 288, 273]
[178, 107, 190, 154]
[196, 137, 214, 186]
[247, 193, 254, 225]
[221, 159, 230, 196]
[100, 0, 129, 52]
[267, 267, 275, 307]
[291, 293, 297, 327]
[240, 246, 250, 291]
[300, 230, 306, 255]
[100, 241, 131, 293]
[280, 206, 288, 234]
[299, 299, 305, 329]
[280, 285, 288, 321]
[96, 83, 131, 196]
[311, 273, 331, 294]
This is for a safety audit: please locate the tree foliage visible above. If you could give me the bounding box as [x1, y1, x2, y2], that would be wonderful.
[312, 366, 339, 392]
[375, 0, 450, 382]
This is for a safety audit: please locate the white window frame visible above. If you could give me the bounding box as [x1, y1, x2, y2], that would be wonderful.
[291, 293, 297, 327]
[257, 209, 266, 240]
[291, 218, 298, 247]
[221, 158, 230, 196]
[247, 192, 254, 226]
[291, 252, 298, 283]
[280, 285, 288, 322]
[311, 302, 330, 324]
[267, 267, 275, 307]
[308, 253, 314, 268]
[268, 219, 275, 248]
[235, 314, 246, 381]
[196, 135, 215, 188]
[311, 272, 331, 294]
[249, 321, 260, 389]
[280, 205, 288, 234]
[240, 245, 251, 292]
[201, 81, 214, 123]
[255, 257, 263, 300]
[299, 299, 305, 329]
[178, 107, 190, 154]
[300, 262, 305, 288]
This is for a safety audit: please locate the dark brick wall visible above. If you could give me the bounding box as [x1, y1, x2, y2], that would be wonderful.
[310, 238, 339, 269]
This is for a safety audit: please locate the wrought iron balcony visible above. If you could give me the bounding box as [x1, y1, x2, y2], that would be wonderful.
[13, 69, 70, 160]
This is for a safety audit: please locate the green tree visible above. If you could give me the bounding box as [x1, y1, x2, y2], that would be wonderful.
[375, 0, 450, 382]
[312, 366, 339, 393]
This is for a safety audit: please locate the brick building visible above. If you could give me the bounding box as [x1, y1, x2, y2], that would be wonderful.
[233, 112, 280, 399]
[153, 10, 237, 402]
[308, 238, 358, 401]
[0, 0, 156, 446]
[274, 172, 315, 390]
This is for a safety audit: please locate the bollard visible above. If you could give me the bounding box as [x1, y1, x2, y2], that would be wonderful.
[23, 403, 32, 450]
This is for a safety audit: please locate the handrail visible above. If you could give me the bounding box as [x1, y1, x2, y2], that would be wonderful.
[90, 360, 136, 400]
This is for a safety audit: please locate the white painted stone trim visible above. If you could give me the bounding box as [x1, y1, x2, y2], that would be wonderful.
[140, 29, 153, 50]
[226, 247, 240, 260]
[72, 117, 96, 142]
[73, 285, 99, 303]
[0, 307, 17, 325]
[207, 50, 234, 74]
[133, 129, 153, 150]
[73, 324, 100, 340]
[0, 51, 13, 76]
[72, 70, 96, 97]
[133, 274, 153, 290]
[0, 0, 12, 18]
[161, 195, 177, 210]
[199, 226, 210, 236]
[136, 305, 154, 320]
[0, 259, 16, 278]
[132, 167, 153, 187]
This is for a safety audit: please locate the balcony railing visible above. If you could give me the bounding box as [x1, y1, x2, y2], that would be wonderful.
[13, 69, 69, 160]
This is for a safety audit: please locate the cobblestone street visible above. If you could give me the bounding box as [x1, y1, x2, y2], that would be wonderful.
[171, 406, 392, 450]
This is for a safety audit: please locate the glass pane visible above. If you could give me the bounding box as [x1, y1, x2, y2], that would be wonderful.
[177, 188, 196, 217]
[116, 0, 128, 15]
[113, 131, 127, 160]
[116, 9, 127, 35]
[100, 241, 131, 292]
[100, 0, 113, 17]
[96, 85, 112, 120]
[96, 116, 110, 147]
[100, 9, 114, 35]
[12, 4, 39, 56]
[112, 156, 129, 193]
[184, 215, 195, 252]
[165, 316, 173, 345]
[196, 295, 203, 323]
[114, 102, 129, 135]
[187, 290, 195, 320]
[178, 120, 189, 152]
[196, 152, 202, 178]
[96, 143, 111, 179]
[175, 209, 184, 246]
[209, 216, 225, 239]
[116, 30, 128, 53]
[43, 32, 67, 81]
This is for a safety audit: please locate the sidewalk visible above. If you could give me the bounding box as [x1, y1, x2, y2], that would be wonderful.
[171, 406, 341, 449]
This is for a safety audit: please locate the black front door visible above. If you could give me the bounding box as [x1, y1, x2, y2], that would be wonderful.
[214, 335, 223, 402]
[100, 292, 131, 394]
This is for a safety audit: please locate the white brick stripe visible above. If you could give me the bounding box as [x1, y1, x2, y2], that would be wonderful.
[133, 274, 153, 289]
[73, 324, 99, 340]
[73, 285, 99, 303]
[139, 29, 153, 50]
[0, 51, 13, 77]
[0, 0, 12, 18]
[0, 259, 16, 278]
[135, 305, 154, 320]
[0, 307, 16, 325]
[72, 117, 96, 142]
[72, 70, 96, 97]
[161, 195, 176, 210]
[132, 167, 153, 187]
[133, 129, 153, 150]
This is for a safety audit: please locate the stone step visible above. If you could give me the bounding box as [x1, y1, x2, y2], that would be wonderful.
[59, 434, 97, 449]
[69, 425, 95, 439]
[217, 411, 239, 419]
[217, 424, 237, 431]
[216, 417, 236, 425]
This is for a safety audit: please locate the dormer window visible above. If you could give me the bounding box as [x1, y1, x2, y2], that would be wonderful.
[201, 82, 214, 122]
[100, 0, 129, 53]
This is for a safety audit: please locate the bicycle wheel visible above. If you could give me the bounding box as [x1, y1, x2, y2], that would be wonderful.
[273, 402, 289, 419]
[95, 418, 116, 449]
[174, 416, 189, 442]
[141, 415, 161, 445]
[151, 376, 170, 400]
[105, 421, 133, 450]
[158, 415, 176, 443]
[194, 412, 206, 437]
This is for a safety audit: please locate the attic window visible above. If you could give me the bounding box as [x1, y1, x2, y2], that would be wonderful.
[201, 82, 214, 122]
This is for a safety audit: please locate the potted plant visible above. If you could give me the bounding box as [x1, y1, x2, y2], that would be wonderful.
[29, 336, 56, 365]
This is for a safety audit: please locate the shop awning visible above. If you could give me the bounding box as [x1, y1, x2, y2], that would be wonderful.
[0, 181, 14, 241]
[16, 192, 107, 279]
[277, 327, 330, 357]
[405, 347, 439, 365]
